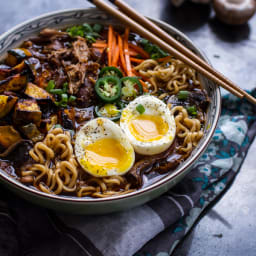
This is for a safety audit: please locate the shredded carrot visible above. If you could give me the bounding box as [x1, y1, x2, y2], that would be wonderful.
[124, 28, 133, 76]
[111, 32, 117, 66]
[118, 34, 127, 75]
[128, 43, 150, 59]
[130, 57, 144, 64]
[139, 79, 149, 93]
[128, 49, 140, 57]
[108, 25, 114, 66]
[112, 35, 120, 67]
[157, 55, 171, 63]
[92, 43, 107, 48]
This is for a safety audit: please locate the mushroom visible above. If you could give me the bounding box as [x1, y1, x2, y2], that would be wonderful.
[213, 0, 256, 25]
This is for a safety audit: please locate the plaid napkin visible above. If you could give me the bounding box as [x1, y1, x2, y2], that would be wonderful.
[0, 90, 256, 256]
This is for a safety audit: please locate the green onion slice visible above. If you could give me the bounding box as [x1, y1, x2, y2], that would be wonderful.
[177, 90, 189, 100]
[46, 80, 55, 92]
[136, 104, 145, 114]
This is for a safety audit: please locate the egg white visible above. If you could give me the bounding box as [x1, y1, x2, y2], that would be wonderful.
[120, 95, 176, 155]
[75, 117, 135, 177]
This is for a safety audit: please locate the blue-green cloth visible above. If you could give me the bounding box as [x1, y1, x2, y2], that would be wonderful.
[0, 91, 255, 256]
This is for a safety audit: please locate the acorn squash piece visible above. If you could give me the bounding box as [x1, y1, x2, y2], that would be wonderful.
[36, 69, 51, 88]
[12, 61, 26, 74]
[13, 99, 42, 125]
[0, 126, 21, 149]
[24, 82, 53, 101]
[40, 115, 58, 133]
[0, 95, 18, 118]
[20, 123, 44, 142]
[6, 48, 32, 67]
[0, 64, 11, 80]
[59, 107, 75, 130]
[25, 57, 41, 79]
[0, 74, 27, 93]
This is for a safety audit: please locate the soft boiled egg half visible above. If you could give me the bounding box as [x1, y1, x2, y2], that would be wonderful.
[120, 95, 176, 155]
[75, 117, 135, 177]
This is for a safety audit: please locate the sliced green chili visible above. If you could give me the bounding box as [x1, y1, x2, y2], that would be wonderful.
[95, 76, 121, 102]
[95, 104, 121, 121]
[99, 66, 123, 79]
[120, 77, 143, 101]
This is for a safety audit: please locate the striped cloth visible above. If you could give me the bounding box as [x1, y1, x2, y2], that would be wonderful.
[0, 91, 256, 256]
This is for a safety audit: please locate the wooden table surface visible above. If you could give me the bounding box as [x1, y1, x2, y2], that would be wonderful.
[1, 0, 256, 255]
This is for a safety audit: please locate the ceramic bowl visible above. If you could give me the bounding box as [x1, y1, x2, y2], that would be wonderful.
[0, 8, 221, 214]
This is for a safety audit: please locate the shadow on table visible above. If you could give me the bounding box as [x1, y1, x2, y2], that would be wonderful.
[160, 1, 211, 32]
[208, 16, 250, 43]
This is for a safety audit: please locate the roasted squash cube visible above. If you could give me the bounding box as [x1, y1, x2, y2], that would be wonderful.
[24, 82, 53, 101]
[0, 126, 21, 149]
[39, 115, 58, 133]
[13, 99, 42, 125]
[0, 95, 18, 118]
[0, 74, 27, 93]
[0, 64, 11, 80]
[59, 107, 75, 130]
[11, 61, 26, 74]
[6, 48, 32, 67]
[20, 123, 44, 142]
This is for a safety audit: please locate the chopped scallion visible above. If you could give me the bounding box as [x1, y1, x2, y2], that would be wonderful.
[177, 90, 189, 100]
[136, 104, 145, 114]
[49, 89, 63, 95]
[46, 80, 55, 92]
[61, 93, 68, 103]
[68, 95, 76, 102]
[187, 106, 197, 116]
[63, 82, 68, 93]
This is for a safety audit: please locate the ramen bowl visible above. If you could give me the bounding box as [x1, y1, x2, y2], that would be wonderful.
[0, 8, 221, 214]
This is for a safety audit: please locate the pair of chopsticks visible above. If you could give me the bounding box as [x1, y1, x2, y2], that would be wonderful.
[88, 0, 256, 105]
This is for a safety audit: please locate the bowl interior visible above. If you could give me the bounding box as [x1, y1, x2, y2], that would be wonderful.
[0, 8, 220, 202]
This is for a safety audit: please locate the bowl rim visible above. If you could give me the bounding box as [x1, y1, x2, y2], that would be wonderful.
[0, 7, 221, 203]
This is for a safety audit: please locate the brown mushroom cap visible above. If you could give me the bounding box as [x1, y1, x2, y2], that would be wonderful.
[213, 0, 256, 25]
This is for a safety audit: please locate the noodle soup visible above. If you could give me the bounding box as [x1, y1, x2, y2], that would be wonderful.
[0, 24, 209, 198]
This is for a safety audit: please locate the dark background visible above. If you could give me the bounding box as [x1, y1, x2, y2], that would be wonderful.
[1, 0, 256, 255]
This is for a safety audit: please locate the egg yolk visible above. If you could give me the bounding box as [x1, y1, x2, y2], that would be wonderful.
[80, 138, 132, 176]
[129, 114, 169, 142]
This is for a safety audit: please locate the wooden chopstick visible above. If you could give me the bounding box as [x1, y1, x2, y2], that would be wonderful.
[107, 0, 256, 105]
[88, 0, 256, 104]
